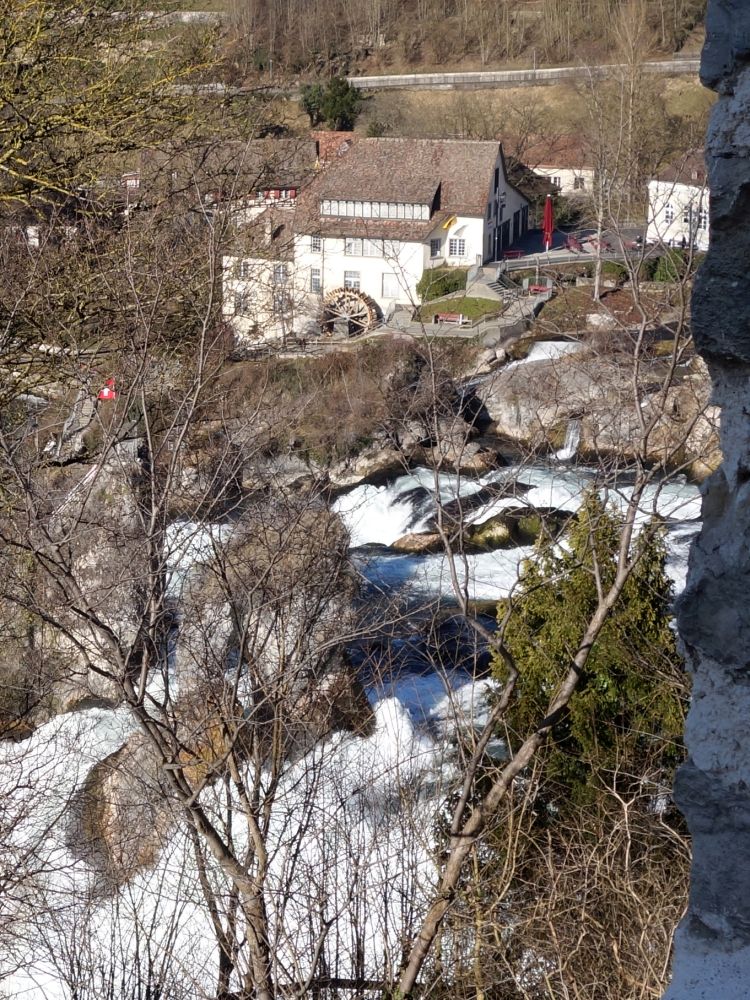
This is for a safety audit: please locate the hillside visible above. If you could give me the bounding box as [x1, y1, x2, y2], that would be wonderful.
[171, 0, 707, 82]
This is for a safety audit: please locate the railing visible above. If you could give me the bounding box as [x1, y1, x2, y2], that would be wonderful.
[347, 59, 700, 91]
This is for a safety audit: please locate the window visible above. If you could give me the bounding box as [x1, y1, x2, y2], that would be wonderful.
[344, 271, 360, 290]
[382, 273, 400, 298]
[448, 238, 466, 257]
[494, 167, 499, 192]
[363, 239, 383, 257]
[573, 176, 585, 190]
[683, 205, 692, 224]
[239, 259, 252, 279]
[430, 238, 441, 258]
[311, 235, 322, 253]
[310, 267, 321, 293]
[234, 292, 251, 316]
[552, 176, 562, 189]
[345, 237, 363, 256]
[273, 263, 287, 285]
[698, 207, 708, 231]
[664, 204, 675, 224]
[321, 199, 331, 215]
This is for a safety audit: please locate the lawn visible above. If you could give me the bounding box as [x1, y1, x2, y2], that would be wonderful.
[417, 297, 504, 323]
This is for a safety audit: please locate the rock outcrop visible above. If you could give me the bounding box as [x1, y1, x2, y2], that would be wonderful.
[480, 351, 718, 475]
[664, 8, 750, 998]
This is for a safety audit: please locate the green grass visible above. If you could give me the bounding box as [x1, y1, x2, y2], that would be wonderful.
[417, 296, 503, 322]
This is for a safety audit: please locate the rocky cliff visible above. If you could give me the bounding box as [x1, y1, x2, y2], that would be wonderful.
[665, 5, 750, 997]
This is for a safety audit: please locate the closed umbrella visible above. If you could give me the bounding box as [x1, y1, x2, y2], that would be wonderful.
[542, 193, 554, 252]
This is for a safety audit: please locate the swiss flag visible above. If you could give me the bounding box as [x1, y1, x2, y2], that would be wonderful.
[98, 378, 117, 401]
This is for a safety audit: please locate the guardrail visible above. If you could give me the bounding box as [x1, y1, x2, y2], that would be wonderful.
[348, 59, 700, 91]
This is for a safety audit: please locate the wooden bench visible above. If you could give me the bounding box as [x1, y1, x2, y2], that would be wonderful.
[433, 312, 466, 325]
[502, 249, 524, 259]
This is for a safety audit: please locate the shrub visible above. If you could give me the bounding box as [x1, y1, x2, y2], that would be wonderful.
[301, 77, 362, 131]
[493, 492, 687, 807]
[416, 267, 467, 303]
[601, 260, 628, 283]
[654, 249, 687, 283]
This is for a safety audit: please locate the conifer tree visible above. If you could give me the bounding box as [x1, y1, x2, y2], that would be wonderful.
[494, 492, 687, 807]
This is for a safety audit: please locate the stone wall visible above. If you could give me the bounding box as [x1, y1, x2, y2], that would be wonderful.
[665, 4, 750, 998]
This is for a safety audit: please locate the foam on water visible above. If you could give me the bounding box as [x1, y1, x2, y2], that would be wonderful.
[503, 339, 583, 372]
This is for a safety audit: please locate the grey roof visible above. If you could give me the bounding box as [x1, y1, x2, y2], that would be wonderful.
[311, 137, 502, 212]
[140, 138, 318, 202]
[296, 137, 507, 237]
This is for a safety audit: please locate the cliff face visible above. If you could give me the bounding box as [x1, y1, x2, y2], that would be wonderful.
[665, 5, 750, 997]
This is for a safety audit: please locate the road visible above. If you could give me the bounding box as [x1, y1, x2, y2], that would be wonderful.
[171, 57, 700, 98]
[347, 58, 700, 92]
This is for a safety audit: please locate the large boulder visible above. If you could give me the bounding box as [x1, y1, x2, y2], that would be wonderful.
[74, 733, 173, 887]
[480, 351, 717, 472]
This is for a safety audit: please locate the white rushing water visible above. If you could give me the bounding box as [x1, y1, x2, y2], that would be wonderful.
[338, 464, 702, 602]
[503, 338, 584, 372]
[555, 417, 581, 462]
[1, 463, 703, 998]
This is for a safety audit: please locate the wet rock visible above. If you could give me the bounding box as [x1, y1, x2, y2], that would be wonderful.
[665, 11, 750, 998]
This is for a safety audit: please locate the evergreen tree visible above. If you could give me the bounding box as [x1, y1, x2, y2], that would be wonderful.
[300, 82, 325, 126]
[494, 492, 687, 807]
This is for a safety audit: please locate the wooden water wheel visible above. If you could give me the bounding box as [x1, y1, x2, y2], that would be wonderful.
[322, 287, 379, 337]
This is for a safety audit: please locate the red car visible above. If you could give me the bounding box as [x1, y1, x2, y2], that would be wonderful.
[565, 235, 584, 252]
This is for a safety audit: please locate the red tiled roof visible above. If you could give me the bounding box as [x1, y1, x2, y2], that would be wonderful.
[296, 137, 505, 237]
[654, 150, 706, 186]
[517, 135, 592, 172]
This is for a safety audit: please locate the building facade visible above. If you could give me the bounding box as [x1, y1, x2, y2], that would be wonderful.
[224, 136, 529, 342]
[646, 154, 709, 250]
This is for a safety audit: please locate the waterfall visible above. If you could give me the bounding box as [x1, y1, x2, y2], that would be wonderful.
[555, 417, 581, 462]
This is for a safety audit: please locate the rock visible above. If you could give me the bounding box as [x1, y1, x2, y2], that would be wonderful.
[665, 13, 750, 999]
[174, 498, 375, 759]
[480, 353, 717, 471]
[391, 532, 445, 554]
[74, 733, 173, 887]
[38, 442, 152, 707]
[469, 518, 513, 549]
[586, 312, 617, 329]
[468, 506, 573, 550]
[327, 445, 405, 489]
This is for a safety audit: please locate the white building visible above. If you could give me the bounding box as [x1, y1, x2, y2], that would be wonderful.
[225, 136, 529, 341]
[523, 137, 594, 197]
[646, 152, 709, 251]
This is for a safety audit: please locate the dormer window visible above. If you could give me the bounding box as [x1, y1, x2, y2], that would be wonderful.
[320, 199, 431, 220]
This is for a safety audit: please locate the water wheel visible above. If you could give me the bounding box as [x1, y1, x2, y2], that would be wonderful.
[322, 287, 379, 337]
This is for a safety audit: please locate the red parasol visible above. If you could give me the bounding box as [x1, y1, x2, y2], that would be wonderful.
[542, 193, 554, 252]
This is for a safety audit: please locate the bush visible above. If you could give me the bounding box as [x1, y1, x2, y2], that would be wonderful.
[601, 260, 628, 283]
[638, 255, 659, 281]
[301, 77, 362, 130]
[654, 249, 687, 282]
[493, 492, 687, 807]
[416, 267, 467, 302]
